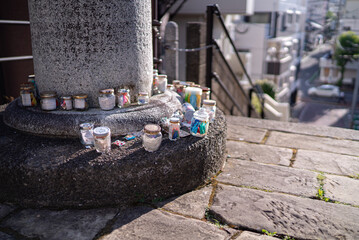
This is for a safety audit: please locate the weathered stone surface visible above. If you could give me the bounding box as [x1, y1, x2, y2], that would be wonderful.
[211, 184, 359, 240]
[156, 186, 212, 219]
[227, 125, 267, 143]
[226, 116, 359, 141]
[324, 175, 359, 206]
[217, 160, 318, 197]
[226, 141, 291, 166]
[235, 231, 279, 240]
[1, 208, 117, 240]
[294, 149, 359, 176]
[101, 206, 233, 240]
[0, 232, 15, 240]
[266, 131, 359, 156]
[0, 109, 226, 208]
[0, 204, 15, 219]
[4, 91, 182, 137]
[28, 0, 152, 107]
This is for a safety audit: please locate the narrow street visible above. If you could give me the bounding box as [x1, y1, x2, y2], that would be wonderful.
[293, 44, 353, 128]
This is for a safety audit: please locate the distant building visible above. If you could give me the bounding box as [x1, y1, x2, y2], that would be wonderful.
[340, 0, 359, 34]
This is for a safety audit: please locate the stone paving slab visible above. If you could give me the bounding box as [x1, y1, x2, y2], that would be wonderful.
[211, 184, 359, 240]
[217, 160, 318, 197]
[324, 175, 359, 206]
[227, 125, 267, 143]
[1, 208, 117, 240]
[0, 232, 15, 240]
[235, 231, 279, 240]
[156, 186, 212, 219]
[226, 141, 292, 166]
[101, 206, 234, 240]
[294, 149, 359, 176]
[0, 205, 15, 219]
[226, 116, 359, 141]
[266, 131, 359, 156]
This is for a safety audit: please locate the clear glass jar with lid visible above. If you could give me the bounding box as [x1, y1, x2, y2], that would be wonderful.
[60, 96, 73, 110]
[93, 126, 111, 153]
[201, 87, 211, 104]
[79, 123, 94, 147]
[184, 87, 202, 110]
[202, 99, 216, 122]
[20, 83, 37, 107]
[169, 117, 180, 141]
[190, 108, 209, 137]
[153, 69, 160, 95]
[73, 94, 89, 111]
[117, 89, 131, 108]
[142, 124, 162, 152]
[157, 74, 168, 93]
[99, 88, 116, 110]
[40, 91, 57, 111]
[138, 92, 149, 105]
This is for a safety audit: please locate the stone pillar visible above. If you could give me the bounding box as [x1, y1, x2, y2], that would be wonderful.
[28, 0, 152, 106]
[186, 22, 206, 86]
[164, 21, 179, 82]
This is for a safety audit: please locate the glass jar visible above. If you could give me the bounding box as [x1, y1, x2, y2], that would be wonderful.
[167, 84, 175, 91]
[60, 96, 73, 110]
[203, 100, 216, 122]
[79, 123, 94, 147]
[201, 87, 211, 104]
[99, 88, 116, 110]
[93, 126, 111, 153]
[73, 94, 89, 111]
[27, 74, 39, 98]
[153, 69, 160, 95]
[157, 74, 168, 93]
[182, 102, 195, 124]
[142, 124, 162, 152]
[176, 84, 185, 101]
[20, 83, 37, 107]
[172, 80, 180, 87]
[117, 89, 131, 108]
[40, 91, 57, 111]
[190, 108, 209, 137]
[138, 92, 149, 105]
[186, 81, 195, 87]
[169, 117, 180, 141]
[184, 87, 202, 110]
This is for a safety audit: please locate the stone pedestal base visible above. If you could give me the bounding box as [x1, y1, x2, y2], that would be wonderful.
[0, 103, 227, 208]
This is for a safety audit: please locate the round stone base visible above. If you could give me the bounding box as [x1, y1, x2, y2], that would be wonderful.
[3, 91, 181, 137]
[0, 108, 227, 208]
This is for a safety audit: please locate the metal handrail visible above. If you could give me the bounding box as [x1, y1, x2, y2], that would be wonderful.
[0, 20, 30, 25]
[0, 56, 33, 62]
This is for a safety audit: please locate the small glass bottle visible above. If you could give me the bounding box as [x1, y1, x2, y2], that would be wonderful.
[27, 74, 39, 99]
[73, 94, 89, 111]
[190, 108, 209, 137]
[157, 74, 168, 93]
[79, 123, 94, 147]
[201, 87, 211, 104]
[203, 100, 216, 122]
[153, 69, 160, 95]
[142, 124, 162, 152]
[176, 84, 185, 101]
[40, 91, 57, 111]
[20, 83, 37, 107]
[167, 84, 175, 91]
[184, 87, 202, 110]
[172, 80, 180, 87]
[138, 92, 149, 105]
[169, 117, 180, 141]
[117, 89, 131, 108]
[99, 88, 116, 110]
[93, 126, 111, 153]
[60, 96, 73, 110]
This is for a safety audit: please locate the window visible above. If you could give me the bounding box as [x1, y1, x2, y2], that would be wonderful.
[281, 12, 287, 31]
[243, 12, 271, 24]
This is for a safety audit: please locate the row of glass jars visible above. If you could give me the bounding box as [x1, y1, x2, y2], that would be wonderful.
[20, 87, 150, 111]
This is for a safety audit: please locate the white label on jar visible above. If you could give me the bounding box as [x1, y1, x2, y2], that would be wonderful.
[21, 93, 32, 106]
[74, 99, 85, 109]
[41, 98, 57, 110]
[99, 96, 115, 110]
[65, 99, 73, 110]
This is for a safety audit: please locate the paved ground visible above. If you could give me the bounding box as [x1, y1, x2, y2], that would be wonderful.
[1, 116, 359, 240]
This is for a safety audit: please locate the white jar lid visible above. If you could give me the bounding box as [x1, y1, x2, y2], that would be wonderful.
[203, 100, 216, 106]
[93, 127, 110, 137]
[194, 108, 209, 121]
[80, 123, 94, 130]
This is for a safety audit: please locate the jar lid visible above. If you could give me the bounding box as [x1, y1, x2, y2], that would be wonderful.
[73, 94, 88, 99]
[20, 83, 34, 90]
[186, 81, 195, 86]
[203, 100, 216, 106]
[119, 89, 130, 94]
[99, 88, 114, 94]
[40, 91, 57, 98]
[93, 126, 110, 137]
[61, 96, 72, 100]
[153, 69, 158, 73]
[176, 84, 184, 90]
[158, 74, 167, 79]
[28, 74, 35, 79]
[201, 87, 211, 92]
[138, 91, 148, 96]
[185, 87, 202, 94]
[79, 123, 93, 130]
[167, 84, 173, 89]
[169, 117, 180, 123]
[194, 108, 209, 121]
[172, 80, 180, 85]
[144, 124, 161, 134]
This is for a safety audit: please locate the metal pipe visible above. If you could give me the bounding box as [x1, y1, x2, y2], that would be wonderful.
[0, 56, 33, 62]
[0, 20, 30, 25]
[205, 5, 215, 93]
